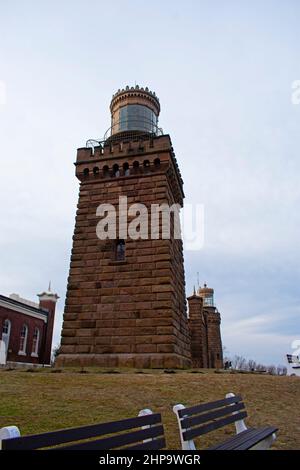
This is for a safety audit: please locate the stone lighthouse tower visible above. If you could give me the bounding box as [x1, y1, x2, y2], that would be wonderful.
[57, 86, 191, 368]
[188, 284, 223, 369]
[198, 284, 223, 368]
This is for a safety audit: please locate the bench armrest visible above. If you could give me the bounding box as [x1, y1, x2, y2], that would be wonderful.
[173, 404, 196, 450]
[0, 426, 21, 450]
[225, 393, 248, 434]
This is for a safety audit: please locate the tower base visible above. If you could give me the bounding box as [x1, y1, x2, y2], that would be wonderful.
[55, 353, 191, 369]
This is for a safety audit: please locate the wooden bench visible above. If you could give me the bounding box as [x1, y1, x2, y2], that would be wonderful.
[0, 409, 165, 450]
[173, 393, 278, 450]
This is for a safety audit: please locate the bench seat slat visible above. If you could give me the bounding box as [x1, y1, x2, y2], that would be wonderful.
[234, 426, 278, 450]
[178, 395, 242, 418]
[182, 402, 246, 428]
[55, 425, 164, 450]
[209, 428, 260, 450]
[210, 426, 278, 450]
[1, 413, 162, 450]
[183, 411, 248, 440]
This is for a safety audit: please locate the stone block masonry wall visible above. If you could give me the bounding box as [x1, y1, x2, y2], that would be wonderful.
[57, 135, 191, 368]
[188, 295, 207, 368]
[205, 308, 223, 369]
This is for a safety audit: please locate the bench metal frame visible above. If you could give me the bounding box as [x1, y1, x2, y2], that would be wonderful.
[173, 393, 277, 450]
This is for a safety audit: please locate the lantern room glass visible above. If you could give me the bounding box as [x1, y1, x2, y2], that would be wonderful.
[119, 105, 157, 133]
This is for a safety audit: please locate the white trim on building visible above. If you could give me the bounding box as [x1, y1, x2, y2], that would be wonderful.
[0, 298, 47, 323]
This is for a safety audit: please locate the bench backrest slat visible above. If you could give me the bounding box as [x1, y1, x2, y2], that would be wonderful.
[2, 413, 163, 450]
[127, 437, 166, 450]
[178, 395, 243, 418]
[56, 425, 164, 450]
[181, 402, 245, 429]
[183, 411, 248, 440]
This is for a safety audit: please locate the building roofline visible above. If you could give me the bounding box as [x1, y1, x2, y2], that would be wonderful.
[0, 294, 48, 318]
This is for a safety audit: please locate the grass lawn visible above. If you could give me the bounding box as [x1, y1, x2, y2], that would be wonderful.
[0, 368, 299, 449]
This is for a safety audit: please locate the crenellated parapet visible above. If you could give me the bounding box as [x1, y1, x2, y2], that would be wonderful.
[75, 135, 184, 206]
[110, 85, 160, 115]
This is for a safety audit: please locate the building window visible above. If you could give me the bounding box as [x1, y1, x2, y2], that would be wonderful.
[123, 162, 130, 176]
[2, 319, 10, 335]
[112, 164, 120, 177]
[133, 161, 139, 173]
[19, 324, 28, 355]
[103, 165, 110, 178]
[31, 328, 40, 357]
[115, 239, 125, 261]
[2, 319, 11, 355]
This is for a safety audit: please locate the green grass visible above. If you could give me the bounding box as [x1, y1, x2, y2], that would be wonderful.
[0, 368, 299, 449]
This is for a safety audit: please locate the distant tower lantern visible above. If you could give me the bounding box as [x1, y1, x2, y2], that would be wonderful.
[198, 284, 214, 307]
[110, 85, 161, 136]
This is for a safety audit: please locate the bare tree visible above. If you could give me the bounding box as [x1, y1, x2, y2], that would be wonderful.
[276, 365, 287, 376]
[51, 344, 61, 365]
[222, 345, 231, 364]
[267, 364, 276, 375]
[247, 359, 257, 371]
[221, 351, 287, 376]
[232, 355, 247, 370]
[254, 363, 266, 372]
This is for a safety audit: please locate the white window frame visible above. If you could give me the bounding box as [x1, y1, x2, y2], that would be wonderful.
[2, 319, 11, 356]
[18, 324, 28, 356]
[2, 319, 11, 336]
[31, 328, 40, 357]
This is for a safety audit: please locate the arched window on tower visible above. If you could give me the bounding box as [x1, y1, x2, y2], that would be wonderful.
[19, 324, 28, 355]
[83, 168, 89, 178]
[31, 328, 40, 357]
[133, 161, 139, 173]
[123, 162, 130, 176]
[115, 239, 125, 261]
[103, 165, 110, 178]
[112, 164, 120, 177]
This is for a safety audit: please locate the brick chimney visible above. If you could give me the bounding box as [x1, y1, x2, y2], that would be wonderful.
[38, 283, 59, 365]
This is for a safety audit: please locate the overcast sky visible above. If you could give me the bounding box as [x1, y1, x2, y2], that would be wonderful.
[1, 0, 300, 366]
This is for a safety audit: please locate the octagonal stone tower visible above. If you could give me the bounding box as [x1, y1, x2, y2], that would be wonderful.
[57, 86, 191, 368]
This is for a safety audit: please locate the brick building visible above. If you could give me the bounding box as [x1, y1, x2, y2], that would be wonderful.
[0, 286, 59, 366]
[57, 86, 223, 369]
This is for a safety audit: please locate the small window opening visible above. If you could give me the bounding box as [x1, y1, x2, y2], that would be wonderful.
[115, 239, 125, 261]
